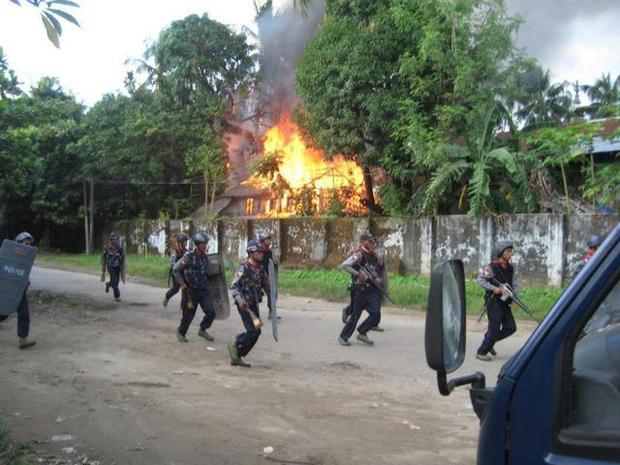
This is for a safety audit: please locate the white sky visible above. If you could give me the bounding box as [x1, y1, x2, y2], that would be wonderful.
[0, 0, 619, 107]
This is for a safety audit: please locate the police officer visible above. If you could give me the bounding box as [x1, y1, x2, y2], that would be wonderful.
[257, 232, 280, 320]
[0, 232, 36, 349]
[172, 232, 216, 343]
[476, 242, 518, 361]
[337, 232, 384, 346]
[572, 234, 602, 279]
[228, 240, 270, 367]
[162, 233, 189, 307]
[101, 232, 125, 302]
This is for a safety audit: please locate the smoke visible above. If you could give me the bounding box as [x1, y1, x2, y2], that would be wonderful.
[225, 0, 325, 185]
[507, 0, 620, 83]
[256, 0, 325, 123]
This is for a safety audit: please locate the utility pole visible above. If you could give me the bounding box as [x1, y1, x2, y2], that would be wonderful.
[83, 181, 90, 253]
[89, 179, 95, 253]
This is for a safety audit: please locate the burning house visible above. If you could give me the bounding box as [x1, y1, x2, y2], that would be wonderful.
[215, 1, 377, 218]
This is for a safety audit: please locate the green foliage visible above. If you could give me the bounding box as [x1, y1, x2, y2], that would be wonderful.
[0, 76, 84, 239]
[512, 65, 573, 128]
[526, 122, 602, 212]
[297, 0, 531, 214]
[0, 418, 33, 465]
[423, 104, 536, 215]
[7, 0, 80, 48]
[581, 73, 620, 118]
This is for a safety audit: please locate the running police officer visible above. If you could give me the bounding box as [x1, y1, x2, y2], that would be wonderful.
[101, 232, 125, 302]
[337, 232, 384, 346]
[0, 232, 36, 349]
[162, 233, 189, 307]
[172, 232, 216, 343]
[476, 242, 518, 361]
[228, 240, 269, 367]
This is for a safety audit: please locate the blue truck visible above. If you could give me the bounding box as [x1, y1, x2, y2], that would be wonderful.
[425, 222, 620, 464]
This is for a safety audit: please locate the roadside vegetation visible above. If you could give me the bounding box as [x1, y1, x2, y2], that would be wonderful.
[37, 253, 562, 320]
[0, 418, 32, 465]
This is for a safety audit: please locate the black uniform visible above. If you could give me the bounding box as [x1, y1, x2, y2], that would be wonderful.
[258, 245, 276, 314]
[339, 246, 384, 341]
[0, 289, 30, 338]
[476, 260, 518, 356]
[230, 261, 269, 358]
[101, 242, 125, 300]
[172, 249, 216, 336]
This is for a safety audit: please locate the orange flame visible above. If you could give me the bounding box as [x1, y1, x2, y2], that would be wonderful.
[245, 117, 366, 216]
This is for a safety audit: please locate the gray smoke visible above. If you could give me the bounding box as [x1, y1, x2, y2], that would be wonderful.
[256, 0, 325, 124]
[225, 0, 325, 185]
[507, 0, 620, 80]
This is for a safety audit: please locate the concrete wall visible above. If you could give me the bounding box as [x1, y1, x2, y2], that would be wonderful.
[111, 214, 619, 286]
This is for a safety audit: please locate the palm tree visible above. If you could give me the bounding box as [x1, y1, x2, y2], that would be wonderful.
[424, 104, 535, 216]
[581, 73, 620, 118]
[6, 0, 80, 48]
[514, 67, 572, 128]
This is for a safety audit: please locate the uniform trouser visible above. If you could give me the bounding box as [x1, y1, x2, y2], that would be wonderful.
[165, 275, 181, 301]
[477, 298, 517, 355]
[340, 287, 381, 340]
[235, 303, 261, 357]
[178, 288, 216, 336]
[107, 266, 121, 298]
[344, 290, 382, 326]
[0, 292, 30, 338]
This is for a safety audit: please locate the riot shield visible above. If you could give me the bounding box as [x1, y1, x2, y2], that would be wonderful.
[0, 239, 37, 316]
[206, 253, 231, 320]
[268, 258, 278, 341]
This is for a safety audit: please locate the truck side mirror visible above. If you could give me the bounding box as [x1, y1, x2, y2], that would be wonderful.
[425, 259, 485, 396]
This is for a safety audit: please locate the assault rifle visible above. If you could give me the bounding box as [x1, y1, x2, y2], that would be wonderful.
[360, 264, 396, 305]
[478, 274, 539, 322]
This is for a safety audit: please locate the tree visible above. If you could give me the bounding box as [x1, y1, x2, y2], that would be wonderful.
[0, 47, 22, 98]
[297, 0, 530, 214]
[526, 122, 602, 213]
[0, 74, 84, 242]
[581, 73, 620, 118]
[139, 13, 257, 133]
[296, 5, 402, 214]
[512, 66, 573, 128]
[423, 104, 535, 215]
[6, 0, 80, 47]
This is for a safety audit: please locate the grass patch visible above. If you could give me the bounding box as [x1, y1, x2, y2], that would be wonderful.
[0, 418, 33, 465]
[38, 253, 170, 287]
[37, 253, 563, 320]
[279, 268, 562, 320]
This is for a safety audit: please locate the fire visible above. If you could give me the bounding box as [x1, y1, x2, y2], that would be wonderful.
[245, 117, 366, 216]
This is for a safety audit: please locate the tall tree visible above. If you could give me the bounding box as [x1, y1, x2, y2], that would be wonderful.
[513, 66, 573, 128]
[581, 73, 620, 118]
[297, 0, 530, 214]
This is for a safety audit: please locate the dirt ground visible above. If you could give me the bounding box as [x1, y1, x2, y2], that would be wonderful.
[0, 267, 534, 465]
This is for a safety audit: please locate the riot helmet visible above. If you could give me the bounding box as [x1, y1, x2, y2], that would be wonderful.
[15, 231, 34, 244]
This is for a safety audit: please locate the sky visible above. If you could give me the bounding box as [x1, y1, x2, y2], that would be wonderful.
[0, 0, 619, 107]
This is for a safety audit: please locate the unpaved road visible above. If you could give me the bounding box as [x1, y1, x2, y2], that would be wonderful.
[0, 267, 535, 465]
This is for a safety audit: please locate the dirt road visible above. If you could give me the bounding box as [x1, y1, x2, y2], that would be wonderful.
[0, 267, 534, 465]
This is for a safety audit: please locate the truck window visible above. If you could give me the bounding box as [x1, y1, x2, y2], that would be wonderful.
[562, 277, 620, 451]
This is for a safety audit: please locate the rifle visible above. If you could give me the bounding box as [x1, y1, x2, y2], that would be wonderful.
[487, 276, 539, 322]
[182, 287, 195, 310]
[360, 265, 396, 305]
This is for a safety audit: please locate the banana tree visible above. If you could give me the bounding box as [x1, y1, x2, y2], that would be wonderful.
[423, 104, 535, 216]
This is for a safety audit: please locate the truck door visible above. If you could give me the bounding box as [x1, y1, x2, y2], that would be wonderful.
[506, 239, 620, 464]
